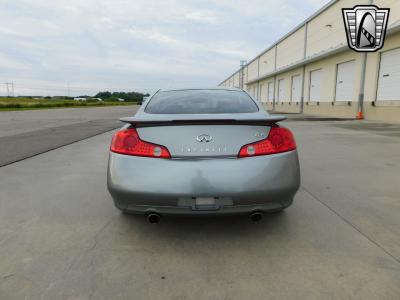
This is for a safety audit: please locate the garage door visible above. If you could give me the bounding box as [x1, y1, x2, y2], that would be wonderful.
[309, 69, 321, 101]
[335, 61, 355, 101]
[291, 75, 301, 102]
[268, 82, 274, 102]
[249, 86, 254, 97]
[377, 48, 400, 101]
[260, 84, 268, 103]
[251, 86, 256, 99]
[278, 79, 286, 102]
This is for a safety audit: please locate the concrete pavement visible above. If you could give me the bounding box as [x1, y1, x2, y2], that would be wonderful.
[0, 105, 138, 138]
[0, 119, 399, 299]
[0, 106, 138, 166]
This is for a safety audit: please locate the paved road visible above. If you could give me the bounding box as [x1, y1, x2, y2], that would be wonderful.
[0, 105, 138, 138]
[0, 106, 138, 166]
[0, 119, 399, 299]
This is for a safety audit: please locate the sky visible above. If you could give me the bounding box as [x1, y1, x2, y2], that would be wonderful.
[0, 0, 330, 96]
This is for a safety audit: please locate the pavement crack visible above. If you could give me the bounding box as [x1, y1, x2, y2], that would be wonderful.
[2, 273, 14, 279]
[88, 218, 114, 252]
[62, 217, 114, 279]
[301, 185, 400, 265]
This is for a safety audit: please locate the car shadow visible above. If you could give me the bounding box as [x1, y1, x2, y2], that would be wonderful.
[117, 211, 291, 242]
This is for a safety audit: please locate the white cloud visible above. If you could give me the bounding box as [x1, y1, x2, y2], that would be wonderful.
[0, 0, 330, 96]
[184, 10, 220, 24]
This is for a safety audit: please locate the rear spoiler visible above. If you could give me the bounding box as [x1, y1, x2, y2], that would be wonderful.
[119, 115, 287, 126]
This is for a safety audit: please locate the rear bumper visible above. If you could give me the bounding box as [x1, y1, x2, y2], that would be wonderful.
[107, 151, 300, 215]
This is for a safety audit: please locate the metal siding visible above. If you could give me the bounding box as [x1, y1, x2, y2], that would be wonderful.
[374, 0, 400, 27]
[233, 72, 240, 88]
[276, 27, 306, 69]
[247, 60, 259, 81]
[306, 0, 365, 57]
[259, 50, 276, 76]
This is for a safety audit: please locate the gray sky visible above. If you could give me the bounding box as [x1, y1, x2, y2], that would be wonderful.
[0, 0, 330, 96]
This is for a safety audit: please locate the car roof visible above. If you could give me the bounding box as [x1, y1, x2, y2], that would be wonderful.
[159, 87, 243, 92]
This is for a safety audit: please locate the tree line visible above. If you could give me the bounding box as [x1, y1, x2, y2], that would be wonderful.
[94, 91, 150, 102]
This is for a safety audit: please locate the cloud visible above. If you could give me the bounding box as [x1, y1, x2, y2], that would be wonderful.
[0, 0, 330, 96]
[184, 10, 220, 24]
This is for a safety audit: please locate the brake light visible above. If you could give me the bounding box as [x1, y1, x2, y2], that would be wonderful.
[238, 126, 296, 158]
[110, 128, 171, 158]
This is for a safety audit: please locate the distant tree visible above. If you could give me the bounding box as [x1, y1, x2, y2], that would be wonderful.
[95, 91, 112, 98]
[94, 90, 147, 102]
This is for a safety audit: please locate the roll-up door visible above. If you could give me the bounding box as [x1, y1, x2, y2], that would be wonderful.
[278, 79, 286, 102]
[309, 69, 322, 101]
[377, 48, 400, 101]
[291, 75, 301, 102]
[335, 61, 355, 101]
[260, 84, 267, 103]
[268, 82, 274, 102]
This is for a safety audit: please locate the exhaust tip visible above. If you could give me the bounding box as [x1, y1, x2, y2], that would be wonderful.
[249, 211, 264, 223]
[147, 213, 161, 224]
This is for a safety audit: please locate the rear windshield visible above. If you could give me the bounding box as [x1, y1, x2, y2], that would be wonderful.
[145, 89, 259, 114]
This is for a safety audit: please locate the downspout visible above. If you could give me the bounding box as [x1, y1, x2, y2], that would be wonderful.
[300, 22, 308, 114]
[357, 53, 367, 119]
[257, 57, 261, 101]
[273, 75, 277, 110]
[357, 0, 374, 119]
[273, 45, 278, 111]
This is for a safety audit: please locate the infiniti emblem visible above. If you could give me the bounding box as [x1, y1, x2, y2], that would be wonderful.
[196, 134, 213, 143]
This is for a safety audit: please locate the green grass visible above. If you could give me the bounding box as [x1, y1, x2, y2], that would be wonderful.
[0, 98, 136, 111]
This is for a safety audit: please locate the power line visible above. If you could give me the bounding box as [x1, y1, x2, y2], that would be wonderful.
[12, 82, 155, 90]
[0, 81, 159, 97]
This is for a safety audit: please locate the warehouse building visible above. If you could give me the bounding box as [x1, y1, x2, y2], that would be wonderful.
[219, 0, 400, 124]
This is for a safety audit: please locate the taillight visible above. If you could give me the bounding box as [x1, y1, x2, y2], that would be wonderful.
[110, 128, 171, 158]
[238, 126, 296, 158]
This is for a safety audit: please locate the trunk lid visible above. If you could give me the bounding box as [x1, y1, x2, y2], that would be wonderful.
[136, 125, 271, 158]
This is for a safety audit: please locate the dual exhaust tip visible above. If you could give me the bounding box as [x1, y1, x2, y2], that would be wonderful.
[147, 213, 161, 224]
[146, 211, 264, 224]
[249, 211, 264, 223]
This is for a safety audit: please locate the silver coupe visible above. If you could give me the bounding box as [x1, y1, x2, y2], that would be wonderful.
[107, 88, 300, 223]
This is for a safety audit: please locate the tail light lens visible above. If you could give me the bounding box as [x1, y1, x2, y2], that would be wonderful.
[238, 126, 296, 158]
[110, 128, 171, 158]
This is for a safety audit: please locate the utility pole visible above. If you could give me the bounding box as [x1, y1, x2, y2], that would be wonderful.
[11, 81, 14, 97]
[5, 82, 10, 97]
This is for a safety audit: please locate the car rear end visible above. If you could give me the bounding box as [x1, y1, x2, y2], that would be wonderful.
[107, 88, 300, 217]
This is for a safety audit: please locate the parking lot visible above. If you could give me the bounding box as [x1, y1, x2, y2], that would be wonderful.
[0, 107, 399, 299]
